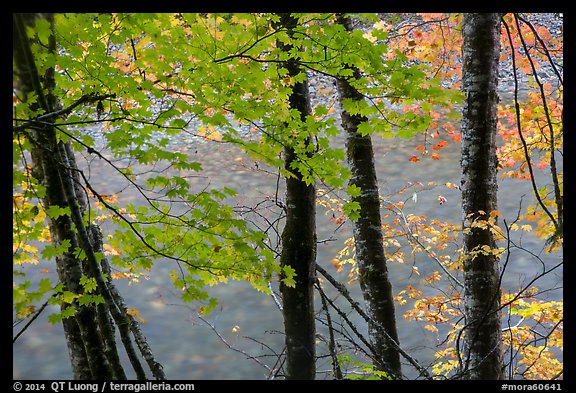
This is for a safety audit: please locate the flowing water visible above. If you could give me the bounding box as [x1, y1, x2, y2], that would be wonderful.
[13, 91, 563, 380]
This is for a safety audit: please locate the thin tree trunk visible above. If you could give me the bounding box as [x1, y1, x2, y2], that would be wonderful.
[275, 13, 317, 380]
[334, 13, 402, 379]
[460, 13, 504, 380]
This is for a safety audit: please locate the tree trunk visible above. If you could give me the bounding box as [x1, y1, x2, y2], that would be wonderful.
[460, 13, 504, 380]
[275, 13, 317, 380]
[13, 13, 164, 380]
[13, 13, 109, 379]
[334, 13, 402, 380]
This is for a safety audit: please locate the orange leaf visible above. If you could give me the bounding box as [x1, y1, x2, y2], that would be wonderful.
[100, 193, 119, 204]
[409, 156, 420, 162]
[331, 258, 343, 272]
[442, 123, 456, 132]
[415, 145, 426, 151]
[430, 153, 440, 160]
[448, 131, 461, 143]
[432, 140, 448, 150]
[445, 182, 460, 190]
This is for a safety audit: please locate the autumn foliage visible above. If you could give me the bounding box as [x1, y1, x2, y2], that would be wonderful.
[13, 12, 562, 380]
[327, 13, 562, 379]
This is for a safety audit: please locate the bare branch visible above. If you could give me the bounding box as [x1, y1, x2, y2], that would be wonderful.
[315, 263, 432, 379]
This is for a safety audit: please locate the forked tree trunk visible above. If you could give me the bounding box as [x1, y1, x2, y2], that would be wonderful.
[460, 12, 504, 380]
[13, 12, 115, 379]
[334, 13, 402, 380]
[13, 13, 164, 380]
[275, 13, 317, 380]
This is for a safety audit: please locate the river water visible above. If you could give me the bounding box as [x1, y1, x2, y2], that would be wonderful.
[13, 89, 563, 380]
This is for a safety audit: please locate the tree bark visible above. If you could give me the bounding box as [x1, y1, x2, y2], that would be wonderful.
[275, 13, 317, 380]
[13, 13, 164, 380]
[460, 13, 504, 380]
[13, 13, 104, 379]
[334, 13, 402, 379]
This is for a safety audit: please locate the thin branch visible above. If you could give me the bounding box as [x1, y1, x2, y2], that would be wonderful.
[315, 279, 344, 379]
[515, 14, 563, 85]
[13, 295, 55, 343]
[315, 263, 432, 379]
[196, 314, 274, 375]
[313, 274, 378, 363]
[501, 16, 558, 232]
[213, 28, 283, 64]
[12, 93, 116, 133]
[386, 200, 464, 288]
[512, 14, 563, 236]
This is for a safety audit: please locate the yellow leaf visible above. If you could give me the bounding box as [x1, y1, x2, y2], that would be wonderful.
[426, 271, 442, 283]
[103, 243, 121, 256]
[126, 307, 147, 324]
[363, 31, 377, 43]
[425, 324, 438, 332]
[111, 272, 131, 280]
[205, 129, 222, 141]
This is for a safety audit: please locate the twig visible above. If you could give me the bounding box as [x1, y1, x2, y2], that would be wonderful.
[316, 263, 432, 379]
[13, 294, 55, 343]
[196, 314, 274, 375]
[315, 280, 344, 379]
[385, 199, 464, 288]
[13, 93, 116, 133]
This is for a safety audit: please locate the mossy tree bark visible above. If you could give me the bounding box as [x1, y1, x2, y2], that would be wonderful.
[460, 12, 504, 380]
[275, 13, 317, 380]
[13, 13, 164, 380]
[334, 12, 402, 380]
